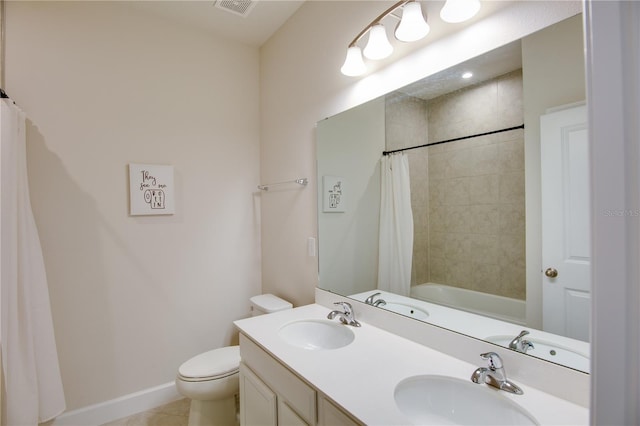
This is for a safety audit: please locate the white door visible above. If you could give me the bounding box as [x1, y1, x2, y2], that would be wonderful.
[541, 104, 590, 342]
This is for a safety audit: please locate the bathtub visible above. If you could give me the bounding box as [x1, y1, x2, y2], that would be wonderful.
[410, 283, 526, 325]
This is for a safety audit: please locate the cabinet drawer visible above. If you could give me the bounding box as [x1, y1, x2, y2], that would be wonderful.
[240, 334, 316, 424]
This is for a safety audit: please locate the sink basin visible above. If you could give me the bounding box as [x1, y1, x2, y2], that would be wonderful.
[394, 375, 538, 425]
[382, 302, 429, 320]
[278, 319, 355, 350]
[485, 335, 589, 372]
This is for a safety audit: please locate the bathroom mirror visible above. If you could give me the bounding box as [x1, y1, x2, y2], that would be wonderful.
[316, 14, 590, 372]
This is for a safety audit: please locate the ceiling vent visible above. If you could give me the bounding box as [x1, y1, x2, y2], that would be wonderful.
[214, 0, 257, 18]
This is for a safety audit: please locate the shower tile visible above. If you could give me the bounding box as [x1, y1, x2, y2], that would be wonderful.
[498, 138, 525, 172]
[500, 264, 526, 299]
[429, 231, 447, 256]
[469, 204, 500, 234]
[498, 234, 526, 268]
[499, 171, 525, 204]
[446, 205, 472, 233]
[443, 233, 472, 261]
[469, 174, 500, 205]
[470, 143, 499, 176]
[429, 178, 446, 207]
[428, 152, 448, 179]
[499, 203, 526, 235]
[469, 234, 500, 263]
[471, 262, 502, 295]
[444, 177, 471, 205]
[429, 257, 448, 283]
[447, 149, 472, 178]
[447, 261, 473, 290]
[429, 205, 448, 233]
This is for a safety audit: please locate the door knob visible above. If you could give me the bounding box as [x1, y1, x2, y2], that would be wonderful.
[545, 268, 558, 278]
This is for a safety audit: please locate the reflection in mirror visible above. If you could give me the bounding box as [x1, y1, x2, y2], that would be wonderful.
[316, 14, 589, 372]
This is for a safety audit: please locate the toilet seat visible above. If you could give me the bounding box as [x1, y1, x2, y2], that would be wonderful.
[178, 346, 240, 382]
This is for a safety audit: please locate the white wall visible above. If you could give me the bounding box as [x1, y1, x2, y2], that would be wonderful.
[5, 1, 261, 411]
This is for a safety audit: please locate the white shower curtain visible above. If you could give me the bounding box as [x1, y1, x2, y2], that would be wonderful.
[377, 153, 414, 296]
[1, 99, 66, 425]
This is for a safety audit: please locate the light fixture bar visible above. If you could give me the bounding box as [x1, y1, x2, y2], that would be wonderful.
[341, 0, 481, 76]
[346, 0, 411, 48]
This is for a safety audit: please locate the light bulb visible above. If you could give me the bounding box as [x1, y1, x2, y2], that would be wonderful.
[395, 1, 430, 42]
[341, 46, 367, 76]
[440, 0, 481, 23]
[363, 24, 393, 60]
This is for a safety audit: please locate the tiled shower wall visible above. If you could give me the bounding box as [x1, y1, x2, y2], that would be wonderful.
[385, 70, 526, 300]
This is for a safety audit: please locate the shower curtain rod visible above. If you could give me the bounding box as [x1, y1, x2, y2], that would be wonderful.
[382, 124, 525, 156]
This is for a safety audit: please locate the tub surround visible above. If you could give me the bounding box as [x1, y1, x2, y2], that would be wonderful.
[234, 303, 587, 425]
[410, 283, 526, 324]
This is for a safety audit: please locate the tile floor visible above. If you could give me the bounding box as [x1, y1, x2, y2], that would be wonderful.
[101, 398, 189, 426]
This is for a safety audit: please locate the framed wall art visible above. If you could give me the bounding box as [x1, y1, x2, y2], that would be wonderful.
[129, 163, 175, 215]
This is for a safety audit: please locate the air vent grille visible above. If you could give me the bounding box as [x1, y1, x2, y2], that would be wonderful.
[214, 0, 257, 17]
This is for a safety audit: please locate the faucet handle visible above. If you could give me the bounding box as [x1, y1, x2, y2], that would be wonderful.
[510, 330, 534, 352]
[365, 292, 381, 305]
[334, 301, 353, 315]
[480, 352, 503, 370]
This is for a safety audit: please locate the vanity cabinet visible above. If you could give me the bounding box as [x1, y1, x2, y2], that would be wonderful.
[239, 334, 360, 426]
[317, 396, 360, 426]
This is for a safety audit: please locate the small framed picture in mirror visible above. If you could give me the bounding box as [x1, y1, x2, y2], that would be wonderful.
[323, 175, 345, 213]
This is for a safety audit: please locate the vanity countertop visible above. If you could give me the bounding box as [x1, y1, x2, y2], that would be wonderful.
[234, 303, 588, 425]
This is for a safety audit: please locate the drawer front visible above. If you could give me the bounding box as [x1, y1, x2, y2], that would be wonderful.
[240, 334, 316, 424]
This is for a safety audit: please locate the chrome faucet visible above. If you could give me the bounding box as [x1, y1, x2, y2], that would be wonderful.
[471, 352, 523, 395]
[327, 302, 361, 327]
[509, 330, 535, 353]
[364, 292, 387, 307]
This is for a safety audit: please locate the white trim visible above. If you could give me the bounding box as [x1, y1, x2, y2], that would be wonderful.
[586, 0, 640, 424]
[50, 382, 182, 426]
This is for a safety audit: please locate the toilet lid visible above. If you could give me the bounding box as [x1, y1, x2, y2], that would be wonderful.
[178, 346, 240, 380]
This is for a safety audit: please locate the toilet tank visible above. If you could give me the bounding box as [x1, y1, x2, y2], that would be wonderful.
[250, 294, 292, 316]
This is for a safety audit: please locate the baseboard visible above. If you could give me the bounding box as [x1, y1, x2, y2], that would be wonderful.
[50, 382, 182, 426]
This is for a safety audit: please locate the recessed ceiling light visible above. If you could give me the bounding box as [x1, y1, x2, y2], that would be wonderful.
[462, 72, 473, 79]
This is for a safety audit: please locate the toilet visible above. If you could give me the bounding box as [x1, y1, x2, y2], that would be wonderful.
[175, 294, 293, 426]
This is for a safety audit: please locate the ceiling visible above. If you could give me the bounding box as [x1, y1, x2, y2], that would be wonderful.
[127, 1, 515, 49]
[129, 0, 305, 47]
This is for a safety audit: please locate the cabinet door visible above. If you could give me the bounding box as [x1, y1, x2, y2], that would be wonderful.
[318, 395, 361, 426]
[277, 400, 308, 426]
[240, 334, 316, 424]
[240, 363, 277, 426]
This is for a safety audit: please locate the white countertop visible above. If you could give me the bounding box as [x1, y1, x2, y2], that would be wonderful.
[234, 304, 589, 425]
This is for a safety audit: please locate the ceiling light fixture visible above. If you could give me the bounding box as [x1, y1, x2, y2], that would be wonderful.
[440, 0, 481, 24]
[341, 1, 481, 77]
[395, 1, 430, 42]
[340, 46, 367, 77]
